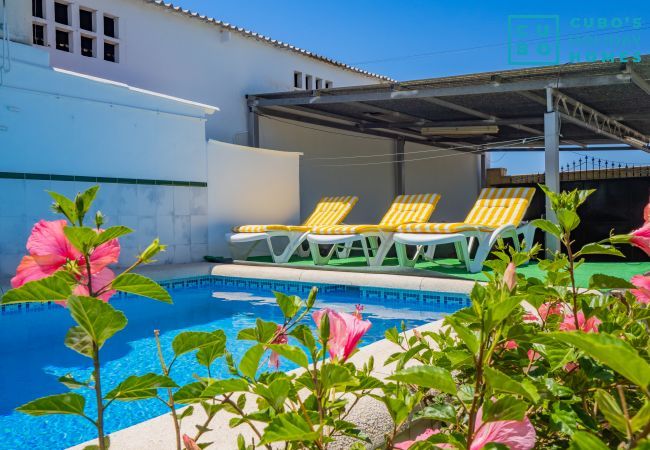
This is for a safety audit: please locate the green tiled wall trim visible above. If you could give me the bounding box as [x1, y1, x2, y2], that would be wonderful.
[0, 172, 207, 187]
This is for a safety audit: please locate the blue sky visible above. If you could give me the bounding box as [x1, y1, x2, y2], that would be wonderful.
[175, 0, 650, 173]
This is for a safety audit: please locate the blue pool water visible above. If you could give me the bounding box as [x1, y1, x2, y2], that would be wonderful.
[0, 276, 468, 450]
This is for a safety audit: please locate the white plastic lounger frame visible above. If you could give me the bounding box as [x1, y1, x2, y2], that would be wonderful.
[393, 187, 537, 273]
[394, 222, 536, 273]
[307, 193, 441, 267]
[307, 229, 396, 267]
[227, 230, 309, 263]
[227, 196, 358, 264]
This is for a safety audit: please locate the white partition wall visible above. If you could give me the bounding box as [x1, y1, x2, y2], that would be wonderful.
[206, 141, 302, 257]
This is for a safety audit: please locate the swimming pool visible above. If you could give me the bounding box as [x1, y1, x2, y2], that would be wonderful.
[0, 275, 468, 450]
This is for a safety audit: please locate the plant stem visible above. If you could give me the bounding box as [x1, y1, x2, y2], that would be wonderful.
[563, 233, 581, 330]
[92, 343, 106, 450]
[466, 329, 486, 448]
[154, 330, 181, 450]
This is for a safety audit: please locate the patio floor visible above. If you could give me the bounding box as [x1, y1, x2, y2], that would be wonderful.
[246, 256, 650, 288]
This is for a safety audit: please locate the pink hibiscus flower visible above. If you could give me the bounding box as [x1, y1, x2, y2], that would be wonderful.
[644, 198, 650, 223]
[559, 311, 601, 333]
[527, 349, 542, 363]
[268, 324, 288, 369]
[312, 307, 371, 362]
[630, 223, 650, 257]
[11, 220, 120, 304]
[470, 404, 536, 450]
[502, 340, 518, 351]
[182, 434, 201, 450]
[631, 275, 650, 304]
[394, 428, 440, 449]
[504, 262, 517, 291]
[523, 302, 563, 324]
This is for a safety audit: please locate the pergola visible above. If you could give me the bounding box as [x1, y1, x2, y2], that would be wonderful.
[247, 57, 650, 249]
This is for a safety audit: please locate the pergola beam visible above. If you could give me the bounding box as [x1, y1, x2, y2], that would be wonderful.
[626, 62, 650, 96]
[517, 90, 650, 152]
[360, 117, 544, 129]
[250, 73, 633, 107]
[256, 106, 441, 147]
[422, 97, 587, 148]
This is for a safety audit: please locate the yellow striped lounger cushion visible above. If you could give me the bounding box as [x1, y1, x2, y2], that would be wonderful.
[396, 187, 535, 234]
[311, 193, 440, 235]
[233, 195, 358, 233]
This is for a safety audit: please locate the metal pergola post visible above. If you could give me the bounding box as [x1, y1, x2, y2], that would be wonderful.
[394, 137, 405, 196]
[248, 105, 260, 147]
[544, 87, 560, 252]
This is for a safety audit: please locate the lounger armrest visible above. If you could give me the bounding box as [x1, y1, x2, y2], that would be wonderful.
[487, 223, 518, 248]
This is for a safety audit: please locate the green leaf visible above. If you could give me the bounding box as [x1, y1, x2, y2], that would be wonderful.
[172, 330, 226, 358]
[531, 219, 562, 238]
[111, 273, 172, 303]
[632, 401, 650, 432]
[58, 374, 89, 389]
[388, 365, 457, 395]
[557, 208, 580, 232]
[594, 389, 627, 434]
[197, 333, 227, 368]
[577, 243, 624, 259]
[568, 431, 609, 450]
[67, 296, 127, 349]
[201, 378, 250, 398]
[93, 226, 133, 247]
[48, 191, 78, 224]
[289, 324, 316, 350]
[173, 382, 207, 404]
[416, 404, 457, 423]
[254, 378, 291, 411]
[64, 226, 98, 253]
[179, 405, 195, 420]
[16, 393, 86, 416]
[445, 316, 479, 354]
[105, 374, 177, 401]
[74, 185, 99, 225]
[256, 319, 281, 343]
[1, 272, 74, 304]
[321, 364, 359, 390]
[274, 291, 302, 319]
[239, 344, 264, 379]
[486, 296, 523, 329]
[65, 326, 94, 357]
[260, 412, 319, 444]
[484, 367, 540, 403]
[588, 274, 634, 290]
[482, 396, 527, 423]
[267, 344, 309, 368]
[548, 332, 650, 388]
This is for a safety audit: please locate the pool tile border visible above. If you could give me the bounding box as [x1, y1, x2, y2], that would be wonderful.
[0, 171, 207, 187]
[1, 274, 469, 315]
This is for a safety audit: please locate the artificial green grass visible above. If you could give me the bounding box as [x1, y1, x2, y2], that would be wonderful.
[247, 255, 650, 288]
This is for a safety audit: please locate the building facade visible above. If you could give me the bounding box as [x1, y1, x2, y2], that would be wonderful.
[22, 0, 387, 142]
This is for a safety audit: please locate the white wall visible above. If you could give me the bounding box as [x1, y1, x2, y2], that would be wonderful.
[259, 117, 481, 224]
[0, 43, 215, 278]
[259, 116, 395, 224]
[22, 0, 382, 144]
[206, 141, 301, 257]
[404, 142, 481, 222]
